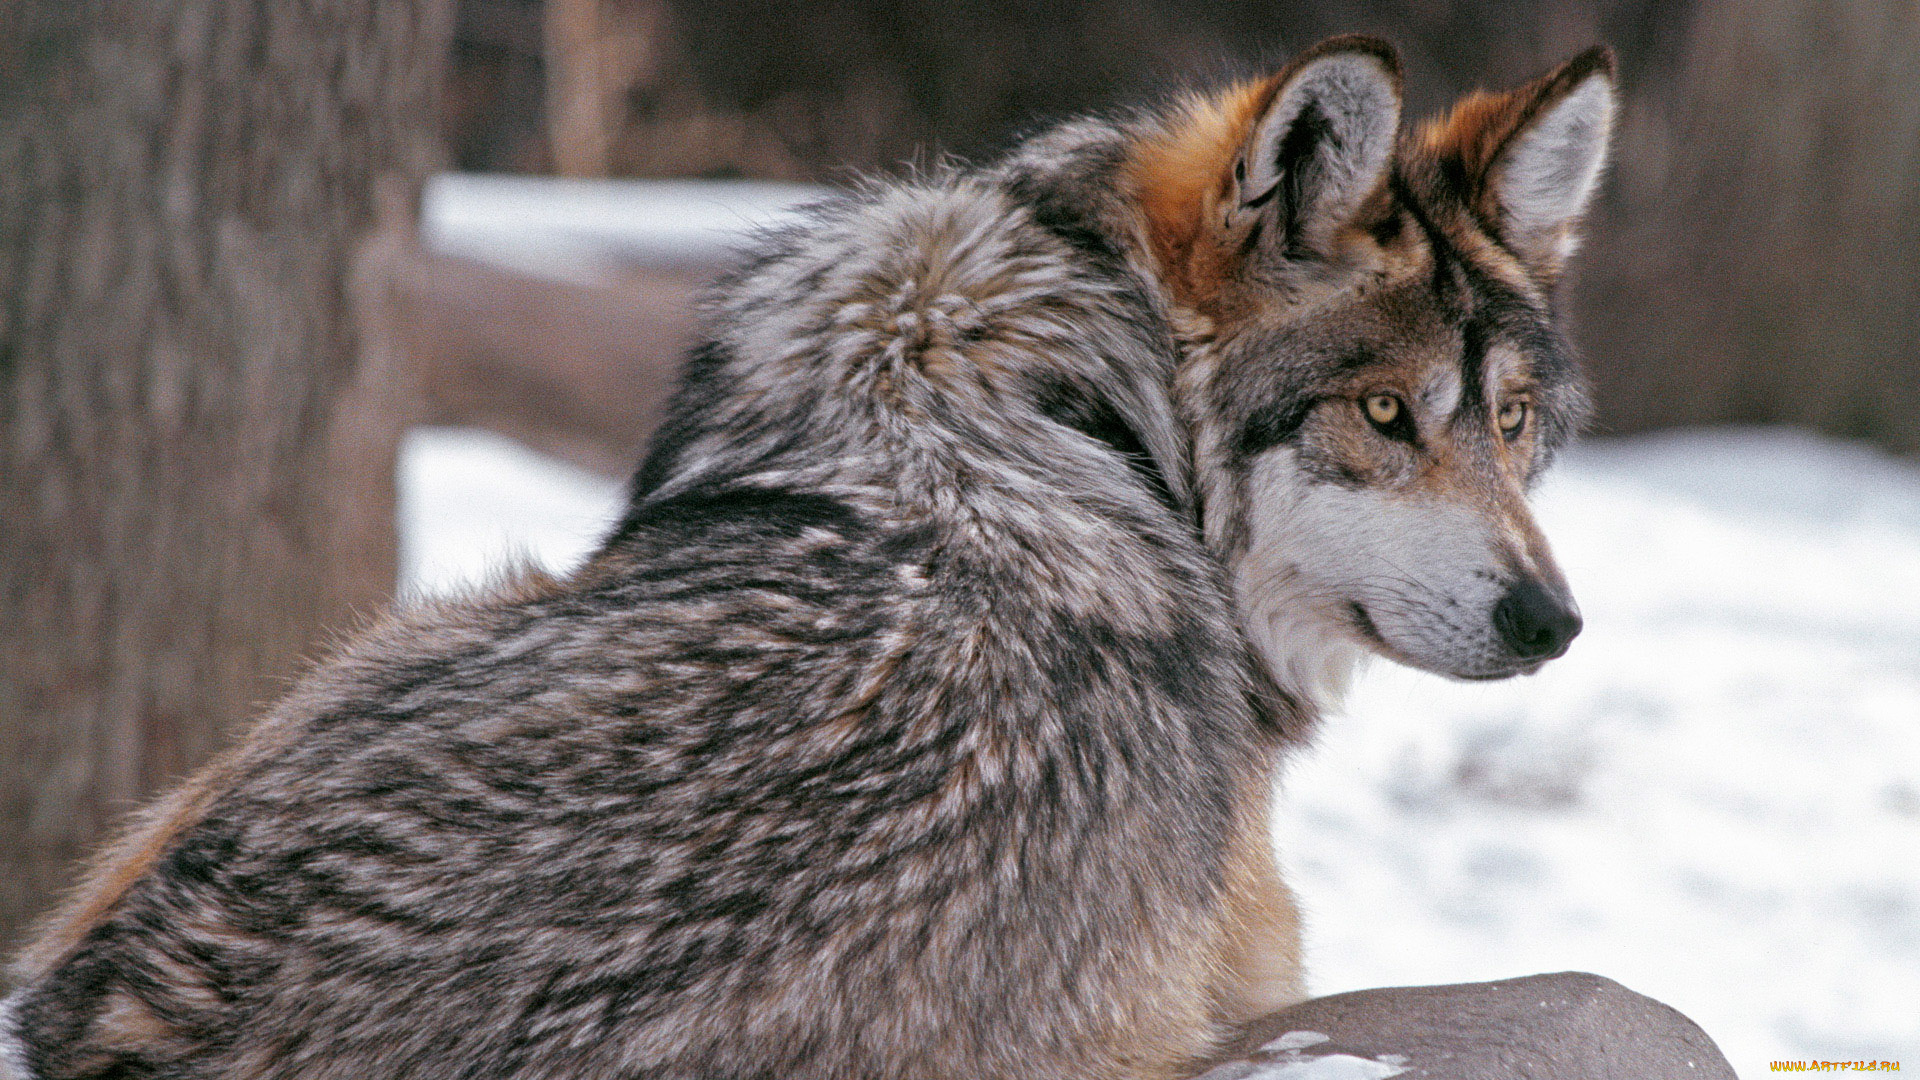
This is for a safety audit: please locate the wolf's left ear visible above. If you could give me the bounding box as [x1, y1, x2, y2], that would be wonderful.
[1481, 47, 1618, 274]
[1233, 36, 1403, 258]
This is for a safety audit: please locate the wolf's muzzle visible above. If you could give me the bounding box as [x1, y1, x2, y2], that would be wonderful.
[1492, 579, 1583, 661]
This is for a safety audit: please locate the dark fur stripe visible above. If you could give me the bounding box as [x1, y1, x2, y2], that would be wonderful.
[1033, 376, 1180, 516]
[1234, 397, 1321, 461]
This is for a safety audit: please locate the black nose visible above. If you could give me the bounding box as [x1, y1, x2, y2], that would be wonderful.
[1492, 580, 1583, 661]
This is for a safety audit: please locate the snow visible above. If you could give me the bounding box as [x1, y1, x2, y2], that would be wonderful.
[421, 174, 826, 283]
[396, 427, 626, 599]
[1198, 1048, 1409, 1080]
[1194, 1031, 1410, 1080]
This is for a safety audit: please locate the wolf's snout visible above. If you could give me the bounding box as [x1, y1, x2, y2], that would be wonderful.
[1493, 579, 1582, 661]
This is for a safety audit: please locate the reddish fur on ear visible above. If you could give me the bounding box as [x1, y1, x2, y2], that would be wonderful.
[1415, 46, 1616, 227]
[1127, 35, 1401, 312]
[1128, 77, 1273, 309]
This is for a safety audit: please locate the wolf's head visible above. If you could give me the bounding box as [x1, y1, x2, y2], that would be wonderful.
[1127, 37, 1614, 705]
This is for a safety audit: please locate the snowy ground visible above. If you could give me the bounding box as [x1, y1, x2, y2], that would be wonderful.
[399, 424, 1920, 1076]
[421, 174, 824, 283]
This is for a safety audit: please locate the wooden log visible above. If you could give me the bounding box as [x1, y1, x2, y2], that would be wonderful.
[1196, 972, 1736, 1080]
[386, 246, 709, 477]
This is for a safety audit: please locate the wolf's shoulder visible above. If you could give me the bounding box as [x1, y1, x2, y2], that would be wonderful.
[632, 146, 1188, 520]
[710, 171, 1131, 351]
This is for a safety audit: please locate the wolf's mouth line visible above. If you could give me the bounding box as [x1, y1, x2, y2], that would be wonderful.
[1345, 599, 1540, 681]
[1345, 599, 1428, 669]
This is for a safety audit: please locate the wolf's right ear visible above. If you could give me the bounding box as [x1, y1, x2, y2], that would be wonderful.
[1418, 46, 1616, 279]
[1231, 37, 1403, 259]
[1482, 48, 1616, 275]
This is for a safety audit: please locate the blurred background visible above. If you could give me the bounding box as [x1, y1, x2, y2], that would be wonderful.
[3, 0, 1916, 1074]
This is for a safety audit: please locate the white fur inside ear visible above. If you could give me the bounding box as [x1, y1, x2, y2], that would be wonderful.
[1493, 74, 1615, 261]
[1242, 53, 1401, 236]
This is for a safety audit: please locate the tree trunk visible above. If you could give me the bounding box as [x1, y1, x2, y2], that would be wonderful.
[0, 0, 452, 963]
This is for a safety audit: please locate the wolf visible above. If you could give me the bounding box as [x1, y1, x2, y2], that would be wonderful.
[2, 36, 1612, 1080]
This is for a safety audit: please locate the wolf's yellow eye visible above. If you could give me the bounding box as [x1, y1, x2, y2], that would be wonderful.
[1364, 394, 1401, 427]
[1497, 399, 1529, 437]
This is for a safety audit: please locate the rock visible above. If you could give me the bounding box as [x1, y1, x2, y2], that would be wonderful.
[1196, 972, 1736, 1080]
